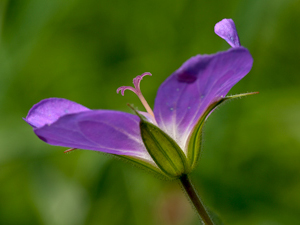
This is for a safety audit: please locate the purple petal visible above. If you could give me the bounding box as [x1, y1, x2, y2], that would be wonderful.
[34, 110, 152, 161]
[154, 47, 253, 150]
[25, 98, 90, 128]
[214, 18, 240, 48]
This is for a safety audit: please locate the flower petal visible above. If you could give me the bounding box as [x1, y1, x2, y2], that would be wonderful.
[214, 18, 240, 48]
[25, 98, 90, 128]
[34, 110, 152, 161]
[154, 47, 253, 150]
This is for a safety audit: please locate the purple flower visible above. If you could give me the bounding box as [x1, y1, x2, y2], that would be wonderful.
[25, 19, 254, 178]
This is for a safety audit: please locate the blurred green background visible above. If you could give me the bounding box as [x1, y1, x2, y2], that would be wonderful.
[1, 0, 300, 224]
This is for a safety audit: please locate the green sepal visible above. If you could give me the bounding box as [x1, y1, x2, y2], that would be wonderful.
[115, 154, 173, 180]
[140, 120, 189, 178]
[226, 92, 259, 100]
[126, 104, 189, 179]
[187, 92, 258, 171]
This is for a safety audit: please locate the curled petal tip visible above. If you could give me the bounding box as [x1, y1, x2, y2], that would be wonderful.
[23, 117, 36, 128]
[25, 98, 90, 128]
[215, 18, 241, 48]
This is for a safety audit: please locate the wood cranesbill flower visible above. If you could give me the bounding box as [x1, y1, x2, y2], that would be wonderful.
[25, 19, 254, 180]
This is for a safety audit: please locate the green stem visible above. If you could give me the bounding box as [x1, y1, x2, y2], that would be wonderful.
[179, 174, 214, 225]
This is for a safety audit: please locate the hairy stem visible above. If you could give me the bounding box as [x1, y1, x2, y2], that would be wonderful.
[179, 174, 214, 225]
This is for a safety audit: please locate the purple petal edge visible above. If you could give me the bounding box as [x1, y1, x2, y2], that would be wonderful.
[33, 109, 153, 162]
[25, 98, 90, 128]
[214, 18, 241, 48]
[154, 47, 253, 150]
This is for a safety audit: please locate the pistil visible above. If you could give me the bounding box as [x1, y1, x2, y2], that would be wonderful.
[117, 72, 157, 124]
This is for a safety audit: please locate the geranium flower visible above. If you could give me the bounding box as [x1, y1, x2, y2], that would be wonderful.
[25, 19, 254, 179]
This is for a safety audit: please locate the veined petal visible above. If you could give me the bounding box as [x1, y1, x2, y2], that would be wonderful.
[154, 47, 253, 151]
[214, 18, 241, 48]
[25, 98, 90, 128]
[34, 110, 152, 161]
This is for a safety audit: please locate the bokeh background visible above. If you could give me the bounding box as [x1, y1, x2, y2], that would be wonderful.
[1, 0, 300, 224]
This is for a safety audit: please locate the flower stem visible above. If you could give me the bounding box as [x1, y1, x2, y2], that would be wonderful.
[179, 174, 214, 225]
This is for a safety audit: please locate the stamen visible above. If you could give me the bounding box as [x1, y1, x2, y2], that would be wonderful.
[137, 93, 155, 119]
[117, 72, 156, 121]
[117, 86, 137, 95]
